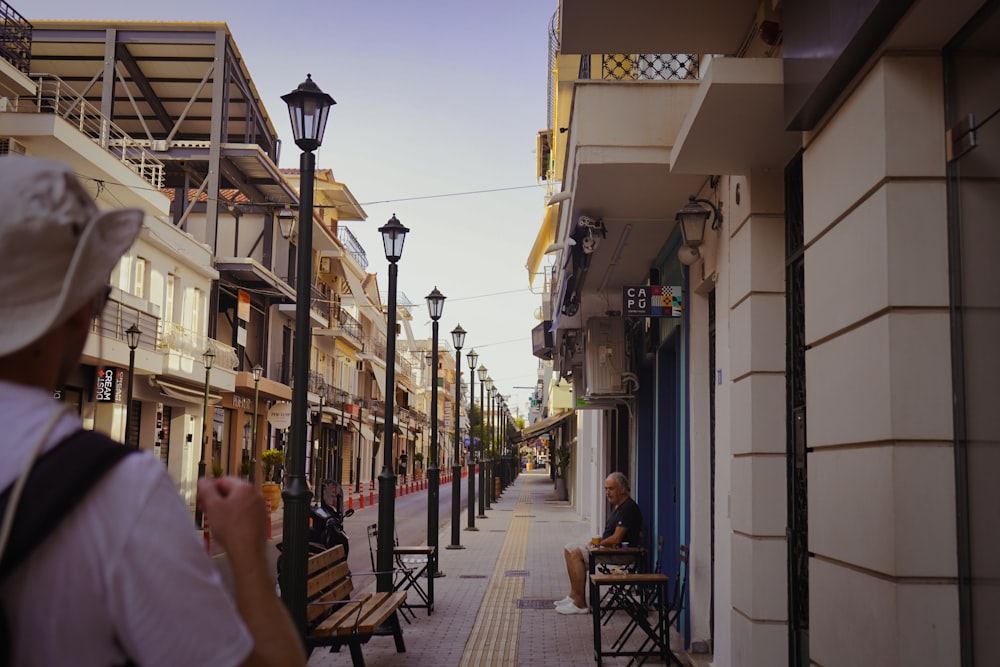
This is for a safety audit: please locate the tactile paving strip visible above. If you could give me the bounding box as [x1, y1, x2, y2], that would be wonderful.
[458, 487, 532, 666]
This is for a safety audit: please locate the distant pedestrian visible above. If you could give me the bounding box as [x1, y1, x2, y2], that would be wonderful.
[0, 155, 305, 666]
[555, 472, 642, 614]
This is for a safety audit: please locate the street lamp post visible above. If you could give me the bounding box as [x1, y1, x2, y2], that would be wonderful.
[425, 287, 446, 567]
[280, 73, 335, 631]
[466, 348, 482, 521]
[194, 347, 215, 528]
[477, 364, 488, 513]
[250, 364, 263, 484]
[377, 213, 409, 592]
[447, 324, 467, 548]
[125, 324, 141, 449]
[485, 377, 497, 509]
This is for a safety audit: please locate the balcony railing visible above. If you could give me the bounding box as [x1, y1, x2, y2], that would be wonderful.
[580, 53, 700, 81]
[159, 321, 238, 370]
[337, 226, 368, 270]
[331, 306, 363, 342]
[10, 73, 165, 190]
[92, 295, 160, 353]
[0, 1, 31, 74]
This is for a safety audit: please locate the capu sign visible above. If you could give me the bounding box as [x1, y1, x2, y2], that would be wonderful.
[622, 285, 683, 318]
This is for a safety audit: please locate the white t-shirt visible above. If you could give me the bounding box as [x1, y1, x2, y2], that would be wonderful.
[0, 381, 254, 666]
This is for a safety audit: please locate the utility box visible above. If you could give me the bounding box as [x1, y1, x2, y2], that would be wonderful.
[584, 317, 627, 396]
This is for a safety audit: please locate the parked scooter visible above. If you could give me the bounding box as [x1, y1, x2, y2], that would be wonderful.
[308, 501, 354, 556]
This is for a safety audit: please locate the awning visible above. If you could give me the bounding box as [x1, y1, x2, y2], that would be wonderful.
[360, 424, 375, 443]
[526, 203, 559, 288]
[342, 265, 387, 336]
[153, 377, 222, 405]
[518, 410, 574, 441]
[368, 359, 388, 401]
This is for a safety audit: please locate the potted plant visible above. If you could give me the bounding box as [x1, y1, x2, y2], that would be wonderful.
[260, 448, 285, 511]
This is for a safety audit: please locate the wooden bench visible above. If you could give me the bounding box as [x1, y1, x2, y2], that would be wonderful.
[305, 544, 407, 666]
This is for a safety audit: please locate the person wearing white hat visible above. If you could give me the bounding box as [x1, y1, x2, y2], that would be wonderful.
[0, 155, 305, 666]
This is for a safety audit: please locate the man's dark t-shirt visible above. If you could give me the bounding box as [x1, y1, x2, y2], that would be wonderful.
[602, 496, 642, 545]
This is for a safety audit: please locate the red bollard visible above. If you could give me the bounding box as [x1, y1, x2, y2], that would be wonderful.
[203, 514, 210, 553]
[359, 489, 365, 508]
[348, 492, 354, 511]
[369, 488, 374, 505]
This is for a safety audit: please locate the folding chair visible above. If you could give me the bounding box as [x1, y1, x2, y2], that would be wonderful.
[618, 543, 687, 665]
[366, 523, 423, 622]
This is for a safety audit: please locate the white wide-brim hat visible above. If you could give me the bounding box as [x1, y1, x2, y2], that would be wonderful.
[0, 155, 143, 356]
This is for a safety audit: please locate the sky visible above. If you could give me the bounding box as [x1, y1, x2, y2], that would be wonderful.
[27, 0, 558, 418]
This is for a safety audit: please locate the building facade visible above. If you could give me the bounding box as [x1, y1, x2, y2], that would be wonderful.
[530, 1, 999, 665]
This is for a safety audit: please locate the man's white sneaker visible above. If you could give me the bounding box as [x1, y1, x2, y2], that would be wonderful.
[556, 602, 589, 615]
[554, 596, 573, 607]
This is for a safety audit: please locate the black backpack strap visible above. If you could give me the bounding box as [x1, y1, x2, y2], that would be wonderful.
[0, 430, 137, 579]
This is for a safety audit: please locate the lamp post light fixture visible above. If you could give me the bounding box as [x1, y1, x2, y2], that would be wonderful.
[250, 364, 263, 484]
[467, 348, 484, 521]
[477, 364, 488, 513]
[124, 323, 142, 449]
[277, 206, 296, 240]
[376, 213, 409, 593]
[194, 346, 215, 528]
[279, 73, 335, 631]
[425, 287, 447, 568]
[676, 195, 724, 266]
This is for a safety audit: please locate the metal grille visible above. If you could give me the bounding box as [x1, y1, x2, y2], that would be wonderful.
[601, 54, 699, 81]
[785, 151, 809, 665]
[504, 570, 529, 578]
[459, 575, 488, 579]
[516, 599, 557, 609]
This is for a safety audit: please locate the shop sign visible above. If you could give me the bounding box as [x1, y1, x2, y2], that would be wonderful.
[95, 367, 124, 403]
[269, 401, 293, 429]
[622, 285, 683, 317]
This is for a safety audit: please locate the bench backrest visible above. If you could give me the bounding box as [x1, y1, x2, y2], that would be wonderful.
[306, 544, 354, 629]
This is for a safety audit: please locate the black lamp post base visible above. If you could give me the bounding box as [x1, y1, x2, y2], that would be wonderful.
[445, 544, 466, 550]
[465, 526, 479, 531]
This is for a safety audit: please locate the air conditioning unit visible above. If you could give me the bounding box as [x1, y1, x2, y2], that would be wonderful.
[584, 317, 627, 396]
[0, 138, 27, 155]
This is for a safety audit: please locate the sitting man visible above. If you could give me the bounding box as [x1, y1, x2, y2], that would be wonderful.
[555, 472, 642, 614]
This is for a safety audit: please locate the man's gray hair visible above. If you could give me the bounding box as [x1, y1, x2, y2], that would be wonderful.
[607, 472, 630, 494]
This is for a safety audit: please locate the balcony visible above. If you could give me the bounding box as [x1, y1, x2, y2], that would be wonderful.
[0, 1, 31, 82]
[92, 293, 160, 354]
[337, 225, 369, 270]
[5, 74, 164, 190]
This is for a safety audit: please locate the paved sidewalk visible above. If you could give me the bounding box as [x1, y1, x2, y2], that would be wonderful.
[306, 470, 685, 667]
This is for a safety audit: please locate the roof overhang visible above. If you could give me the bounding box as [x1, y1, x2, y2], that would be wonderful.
[215, 257, 295, 302]
[559, 0, 759, 55]
[672, 58, 802, 174]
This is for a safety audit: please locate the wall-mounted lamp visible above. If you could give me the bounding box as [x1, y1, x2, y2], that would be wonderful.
[278, 207, 296, 240]
[676, 195, 723, 266]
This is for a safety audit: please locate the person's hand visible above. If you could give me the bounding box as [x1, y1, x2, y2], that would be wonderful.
[197, 476, 266, 561]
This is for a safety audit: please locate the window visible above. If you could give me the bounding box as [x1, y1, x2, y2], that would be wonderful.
[164, 274, 176, 324]
[185, 287, 203, 332]
[134, 257, 147, 299]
